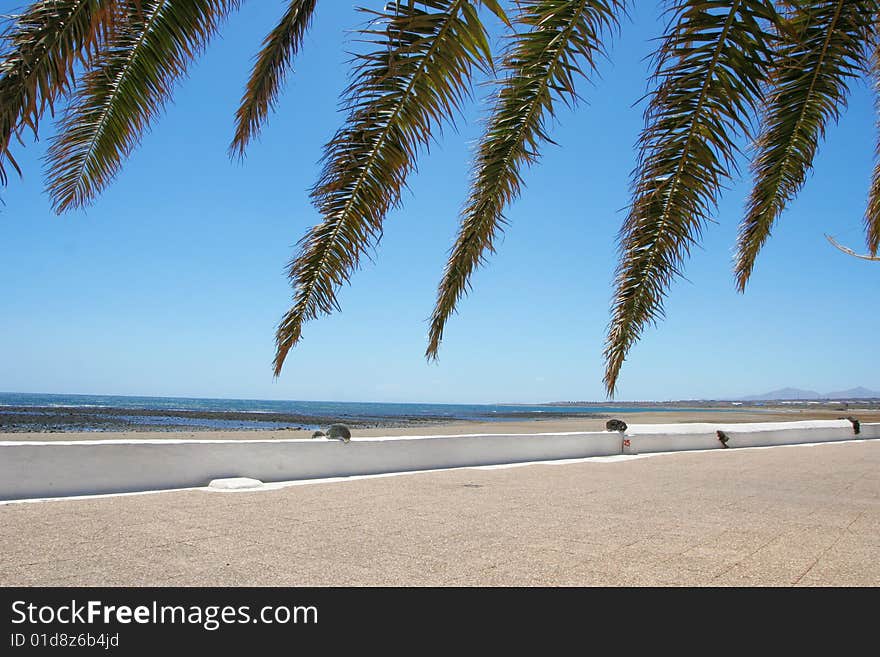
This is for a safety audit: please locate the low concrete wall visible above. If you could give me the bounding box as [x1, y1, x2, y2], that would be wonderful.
[622, 419, 865, 454]
[0, 432, 622, 501]
[860, 422, 880, 439]
[0, 420, 873, 501]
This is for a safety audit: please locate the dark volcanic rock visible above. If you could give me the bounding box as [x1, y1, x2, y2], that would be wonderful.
[327, 424, 352, 442]
[605, 419, 628, 432]
[0, 405, 449, 433]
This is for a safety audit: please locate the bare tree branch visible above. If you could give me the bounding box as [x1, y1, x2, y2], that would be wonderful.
[826, 234, 880, 261]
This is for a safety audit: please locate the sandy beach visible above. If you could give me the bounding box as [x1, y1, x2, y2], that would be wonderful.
[4, 406, 879, 441]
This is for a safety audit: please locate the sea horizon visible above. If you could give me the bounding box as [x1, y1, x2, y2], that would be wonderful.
[0, 391, 747, 433]
[0, 389, 733, 408]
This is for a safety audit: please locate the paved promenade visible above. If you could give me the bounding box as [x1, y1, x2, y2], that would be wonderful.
[1, 441, 877, 586]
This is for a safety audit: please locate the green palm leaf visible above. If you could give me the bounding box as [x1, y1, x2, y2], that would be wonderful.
[44, 0, 240, 213]
[425, 0, 625, 360]
[229, 0, 317, 159]
[273, 0, 506, 375]
[0, 0, 119, 185]
[866, 37, 880, 255]
[735, 0, 878, 287]
[604, 0, 778, 397]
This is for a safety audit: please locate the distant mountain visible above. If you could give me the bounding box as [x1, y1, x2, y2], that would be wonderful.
[742, 387, 880, 401]
[824, 387, 880, 400]
[742, 388, 822, 401]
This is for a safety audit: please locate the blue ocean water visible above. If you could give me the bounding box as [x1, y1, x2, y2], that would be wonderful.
[0, 392, 709, 417]
[0, 392, 704, 420]
[0, 392, 739, 431]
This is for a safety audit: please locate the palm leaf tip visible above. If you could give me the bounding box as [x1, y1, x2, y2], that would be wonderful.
[866, 35, 880, 256]
[603, 331, 627, 399]
[273, 0, 493, 375]
[426, 0, 625, 361]
[605, 0, 778, 397]
[273, 311, 301, 377]
[867, 127, 880, 255]
[230, 0, 317, 160]
[868, 174, 880, 256]
[735, 0, 875, 290]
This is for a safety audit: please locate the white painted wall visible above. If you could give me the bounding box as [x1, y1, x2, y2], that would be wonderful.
[622, 419, 862, 454]
[0, 420, 873, 501]
[860, 422, 880, 439]
[0, 431, 621, 501]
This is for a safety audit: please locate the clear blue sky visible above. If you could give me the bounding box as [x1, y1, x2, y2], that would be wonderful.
[1, 1, 878, 403]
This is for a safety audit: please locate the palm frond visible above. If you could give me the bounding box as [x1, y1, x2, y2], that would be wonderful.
[866, 36, 880, 255]
[425, 0, 625, 360]
[273, 0, 498, 375]
[735, 0, 877, 288]
[44, 0, 240, 213]
[604, 0, 778, 397]
[0, 0, 120, 186]
[229, 0, 317, 159]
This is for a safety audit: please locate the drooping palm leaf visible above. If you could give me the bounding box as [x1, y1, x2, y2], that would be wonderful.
[866, 36, 880, 255]
[735, 0, 878, 287]
[44, 0, 240, 212]
[0, 0, 120, 185]
[273, 0, 508, 375]
[425, 0, 625, 360]
[229, 0, 317, 159]
[604, 0, 778, 396]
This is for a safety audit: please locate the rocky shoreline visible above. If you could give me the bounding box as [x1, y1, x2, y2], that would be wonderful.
[0, 405, 461, 433]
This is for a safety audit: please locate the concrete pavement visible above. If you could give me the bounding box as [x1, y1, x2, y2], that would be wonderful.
[1, 440, 877, 586]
